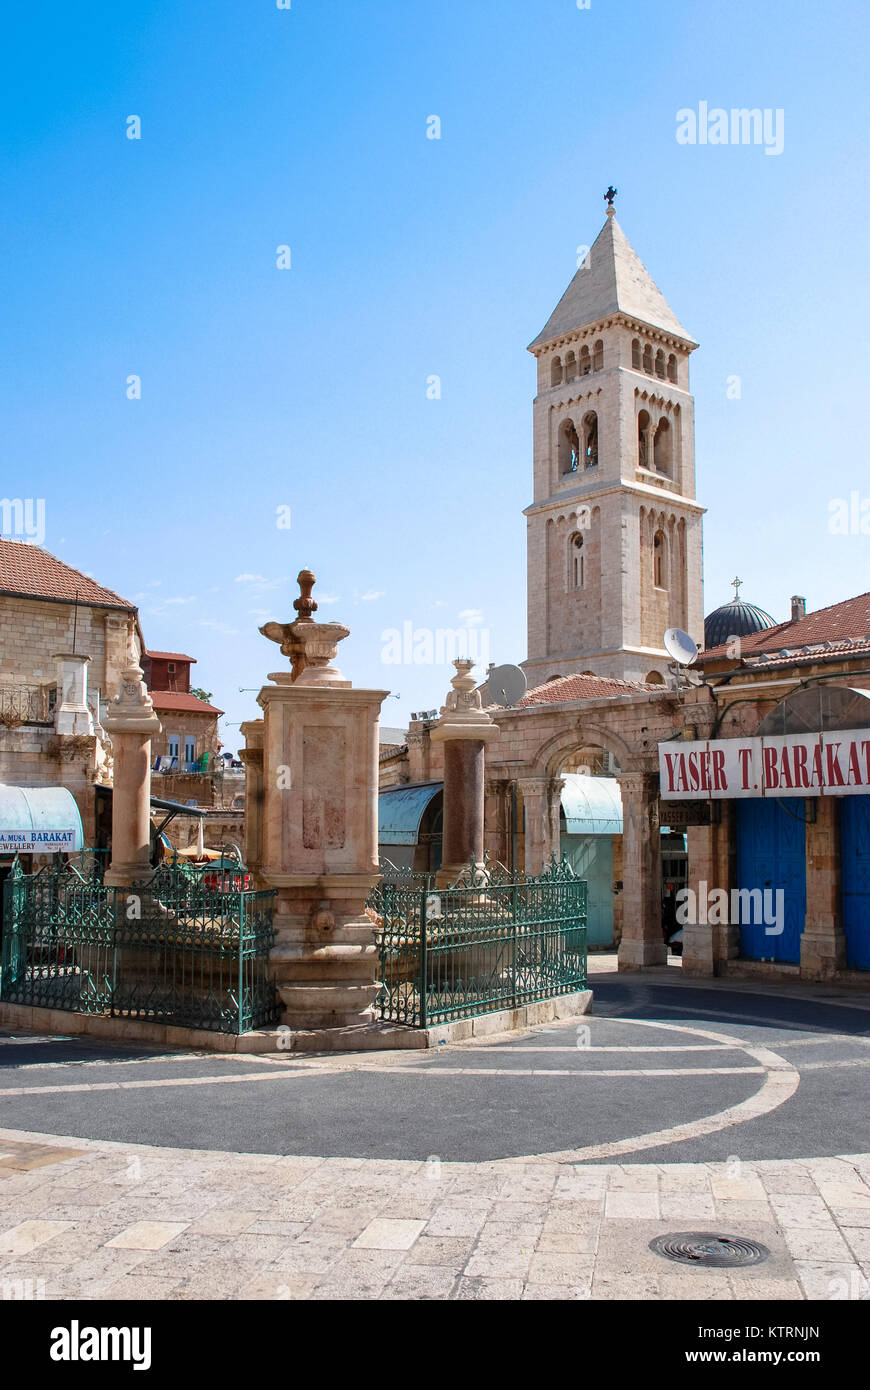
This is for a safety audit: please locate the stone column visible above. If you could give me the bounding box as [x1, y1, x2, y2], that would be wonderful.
[617, 770, 667, 969]
[102, 639, 162, 888]
[801, 797, 845, 980]
[54, 654, 94, 736]
[257, 570, 388, 1032]
[517, 775, 563, 876]
[484, 779, 509, 866]
[239, 719, 264, 879]
[682, 803, 739, 976]
[429, 660, 499, 886]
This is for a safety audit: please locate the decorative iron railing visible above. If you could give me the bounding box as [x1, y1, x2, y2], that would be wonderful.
[369, 856, 587, 1027]
[1, 855, 277, 1034]
[0, 684, 53, 727]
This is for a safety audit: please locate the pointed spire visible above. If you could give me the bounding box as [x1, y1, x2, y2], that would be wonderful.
[529, 212, 695, 351]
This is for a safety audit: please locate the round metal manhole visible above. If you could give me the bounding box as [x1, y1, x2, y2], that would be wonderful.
[649, 1232, 769, 1268]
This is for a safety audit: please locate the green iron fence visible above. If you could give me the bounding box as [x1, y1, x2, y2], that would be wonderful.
[0, 855, 278, 1035]
[371, 857, 587, 1027]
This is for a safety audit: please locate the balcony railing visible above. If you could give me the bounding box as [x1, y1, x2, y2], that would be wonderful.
[152, 755, 212, 774]
[0, 685, 54, 728]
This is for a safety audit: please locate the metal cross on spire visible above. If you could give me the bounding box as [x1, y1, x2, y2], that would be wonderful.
[731, 576, 743, 599]
[604, 185, 617, 207]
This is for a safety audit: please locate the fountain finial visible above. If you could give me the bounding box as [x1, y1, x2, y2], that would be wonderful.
[293, 569, 318, 622]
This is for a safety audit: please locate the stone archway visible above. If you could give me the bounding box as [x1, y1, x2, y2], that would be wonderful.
[522, 722, 667, 970]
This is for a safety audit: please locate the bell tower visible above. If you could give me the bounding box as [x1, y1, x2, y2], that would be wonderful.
[523, 192, 704, 687]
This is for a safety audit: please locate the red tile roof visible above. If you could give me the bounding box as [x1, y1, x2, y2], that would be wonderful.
[0, 540, 135, 610]
[702, 591, 870, 663]
[146, 650, 196, 664]
[149, 692, 224, 716]
[520, 672, 657, 706]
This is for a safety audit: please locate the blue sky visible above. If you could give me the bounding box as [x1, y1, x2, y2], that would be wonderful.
[2, 0, 867, 745]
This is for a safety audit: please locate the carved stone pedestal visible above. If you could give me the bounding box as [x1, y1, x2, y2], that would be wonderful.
[252, 571, 389, 1030]
[102, 638, 162, 889]
[430, 659, 499, 887]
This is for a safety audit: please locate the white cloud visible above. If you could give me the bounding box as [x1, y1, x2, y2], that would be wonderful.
[199, 619, 238, 636]
[459, 608, 484, 627]
[317, 593, 341, 605]
[360, 590, 384, 602]
[248, 609, 270, 619]
[164, 596, 196, 606]
[235, 574, 288, 590]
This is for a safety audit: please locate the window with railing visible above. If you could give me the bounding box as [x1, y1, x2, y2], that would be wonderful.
[0, 685, 54, 727]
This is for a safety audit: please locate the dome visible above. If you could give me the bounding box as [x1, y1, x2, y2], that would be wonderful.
[704, 599, 777, 650]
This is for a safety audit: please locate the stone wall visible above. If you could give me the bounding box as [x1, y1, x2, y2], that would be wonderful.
[0, 595, 131, 699]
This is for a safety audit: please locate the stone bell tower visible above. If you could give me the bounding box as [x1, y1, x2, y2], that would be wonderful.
[523, 191, 705, 687]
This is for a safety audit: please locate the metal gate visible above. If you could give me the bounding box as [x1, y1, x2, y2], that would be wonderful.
[1, 857, 278, 1034]
[736, 798, 807, 963]
[372, 857, 587, 1027]
[843, 797, 870, 970]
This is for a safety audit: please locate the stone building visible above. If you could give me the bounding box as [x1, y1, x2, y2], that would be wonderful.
[0, 541, 240, 866]
[0, 539, 136, 860]
[377, 196, 870, 984]
[142, 649, 244, 851]
[672, 592, 870, 983]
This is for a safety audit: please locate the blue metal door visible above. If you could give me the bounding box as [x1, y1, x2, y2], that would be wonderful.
[560, 834, 613, 947]
[843, 798, 870, 970]
[736, 799, 806, 963]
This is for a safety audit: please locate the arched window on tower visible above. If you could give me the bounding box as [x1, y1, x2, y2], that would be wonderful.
[637, 409, 651, 469]
[667, 353, 677, 384]
[568, 532, 585, 590]
[653, 417, 672, 475]
[655, 349, 666, 379]
[582, 412, 598, 469]
[643, 344, 653, 374]
[653, 529, 667, 589]
[564, 350, 576, 381]
[579, 345, 591, 376]
[645, 670, 665, 686]
[558, 418, 580, 474]
[593, 339, 604, 372]
[551, 356, 563, 387]
[631, 339, 641, 370]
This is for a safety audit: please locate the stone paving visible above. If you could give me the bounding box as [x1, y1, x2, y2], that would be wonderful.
[3, 963, 870, 1301]
[1, 1128, 870, 1300]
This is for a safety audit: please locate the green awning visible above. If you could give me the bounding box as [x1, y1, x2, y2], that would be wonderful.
[378, 782, 443, 845]
[560, 774, 623, 835]
[0, 785, 84, 854]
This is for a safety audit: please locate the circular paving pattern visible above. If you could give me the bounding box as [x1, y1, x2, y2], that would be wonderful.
[2, 978, 870, 1164]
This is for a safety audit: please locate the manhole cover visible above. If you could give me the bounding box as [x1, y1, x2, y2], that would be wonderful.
[649, 1232, 769, 1268]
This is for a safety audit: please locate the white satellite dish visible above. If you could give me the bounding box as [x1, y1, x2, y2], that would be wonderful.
[487, 664, 528, 707]
[663, 628, 699, 667]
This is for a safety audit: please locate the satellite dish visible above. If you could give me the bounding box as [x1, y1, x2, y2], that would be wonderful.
[488, 663, 528, 708]
[664, 628, 699, 667]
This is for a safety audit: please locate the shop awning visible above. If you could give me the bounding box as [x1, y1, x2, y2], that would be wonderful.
[560, 774, 623, 835]
[0, 785, 84, 854]
[378, 782, 443, 845]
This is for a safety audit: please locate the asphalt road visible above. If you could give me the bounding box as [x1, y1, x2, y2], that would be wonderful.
[2, 978, 870, 1164]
